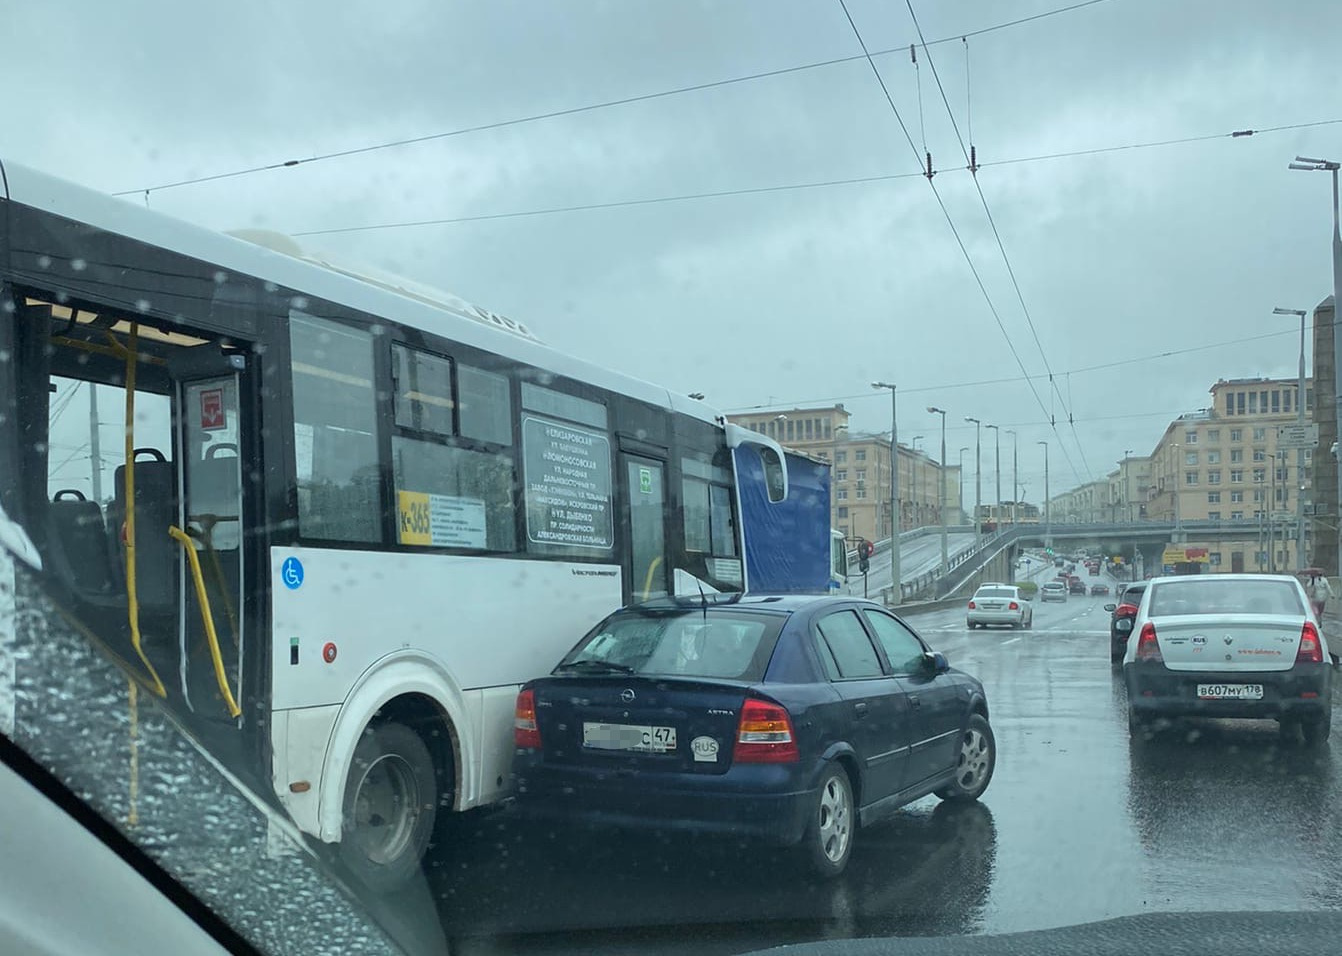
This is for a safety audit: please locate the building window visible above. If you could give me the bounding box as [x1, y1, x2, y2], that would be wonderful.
[1207, 470, 1221, 485]
[823, 421, 832, 439]
[1207, 450, 1221, 464]
[1230, 448, 1243, 463]
[1225, 391, 1234, 414]
[1231, 491, 1244, 503]
[1230, 469, 1243, 483]
[836, 469, 847, 481]
[1185, 471, 1198, 485]
[1231, 511, 1244, 520]
[855, 489, 867, 500]
[855, 449, 867, 461]
[1252, 448, 1266, 462]
[1272, 390, 1281, 413]
[805, 419, 815, 440]
[1208, 511, 1221, 520]
[1209, 551, 1222, 566]
[1253, 427, 1266, 441]
[836, 450, 847, 464]
[1253, 467, 1266, 483]
[1207, 491, 1221, 503]
[1230, 428, 1243, 442]
[1248, 392, 1258, 414]
[1284, 390, 1293, 414]
[856, 468, 866, 481]
[1185, 451, 1198, 465]
[1260, 390, 1268, 413]
[786, 420, 795, 441]
[837, 488, 848, 500]
[1308, 387, 1314, 409]
[1256, 549, 1268, 564]
[1207, 428, 1220, 443]
[1185, 430, 1198, 444]
[1276, 465, 1288, 481]
[1276, 488, 1287, 503]
[837, 506, 848, 519]
[1253, 488, 1265, 502]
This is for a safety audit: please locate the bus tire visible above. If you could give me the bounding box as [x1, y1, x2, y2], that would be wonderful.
[339, 721, 438, 894]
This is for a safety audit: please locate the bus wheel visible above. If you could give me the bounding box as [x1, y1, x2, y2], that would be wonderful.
[340, 721, 438, 893]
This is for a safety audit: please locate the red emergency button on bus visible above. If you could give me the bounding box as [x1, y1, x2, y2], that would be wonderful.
[322, 642, 338, 664]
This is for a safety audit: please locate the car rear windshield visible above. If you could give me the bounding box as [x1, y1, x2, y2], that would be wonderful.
[560, 609, 786, 681]
[976, 587, 1016, 598]
[1148, 579, 1305, 617]
[1043, 583, 1064, 590]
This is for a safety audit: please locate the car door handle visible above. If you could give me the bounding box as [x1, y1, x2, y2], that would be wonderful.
[909, 695, 921, 708]
[854, 702, 869, 719]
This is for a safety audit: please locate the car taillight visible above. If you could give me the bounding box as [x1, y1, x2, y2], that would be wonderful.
[1009, 601, 1020, 611]
[514, 688, 541, 749]
[1135, 622, 1162, 662]
[967, 600, 976, 609]
[733, 698, 799, 763]
[1116, 603, 1137, 617]
[1297, 621, 1324, 664]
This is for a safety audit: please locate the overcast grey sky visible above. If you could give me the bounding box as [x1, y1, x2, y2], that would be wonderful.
[8, 0, 1342, 498]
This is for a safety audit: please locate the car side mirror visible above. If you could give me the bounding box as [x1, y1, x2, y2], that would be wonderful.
[1103, 603, 1116, 612]
[925, 651, 950, 674]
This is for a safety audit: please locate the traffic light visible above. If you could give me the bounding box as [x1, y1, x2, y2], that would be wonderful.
[858, 538, 871, 573]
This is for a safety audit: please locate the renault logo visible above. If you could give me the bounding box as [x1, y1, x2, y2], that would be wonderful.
[620, 688, 637, 703]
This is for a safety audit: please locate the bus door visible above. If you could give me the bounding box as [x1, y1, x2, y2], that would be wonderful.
[174, 362, 247, 724]
[622, 453, 669, 603]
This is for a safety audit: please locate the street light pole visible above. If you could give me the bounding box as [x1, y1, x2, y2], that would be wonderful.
[986, 424, 1001, 526]
[912, 436, 925, 527]
[958, 446, 969, 525]
[1274, 306, 1309, 571]
[965, 417, 982, 539]
[1006, 429, 1018, 524]
[1289, 156, 1342, 576]
[873, 382, 901, 605]
[1123, 449, 1133, 522]
[1037, 440, 1050, 546]
[929, 407, 949, 576]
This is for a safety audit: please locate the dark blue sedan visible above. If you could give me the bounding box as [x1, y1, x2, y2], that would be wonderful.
[512, 594, 995, 878]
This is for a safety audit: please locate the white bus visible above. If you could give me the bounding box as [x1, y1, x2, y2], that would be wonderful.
[0, 160, 807, 890]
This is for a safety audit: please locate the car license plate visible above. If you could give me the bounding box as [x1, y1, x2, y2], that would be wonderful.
[1197, 683, 1264, 700]
[582, 722, 677, 753]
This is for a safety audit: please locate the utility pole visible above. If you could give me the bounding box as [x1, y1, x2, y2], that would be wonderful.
[966, 416, 987, 542]
[873, 382, 901, 605]
[912, 436, 924, 527]
[929, 406, 949, 576]
[1006, 429, 1018, 524]
[958, 446, 969, 525]
[986, 424, 1000, 527]
[1037, 440, 1050, 548]
[88, 383, 103, 504]
[1288, 156, 1341, 576]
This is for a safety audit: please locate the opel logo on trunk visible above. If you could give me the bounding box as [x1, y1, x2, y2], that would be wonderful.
[620, 688, 637, 703]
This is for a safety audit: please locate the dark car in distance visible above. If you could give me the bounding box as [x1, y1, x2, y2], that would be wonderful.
[1069, 578, 1088, 595]
[1104, 581, 1148, 664]
[512, 594, 996, 879]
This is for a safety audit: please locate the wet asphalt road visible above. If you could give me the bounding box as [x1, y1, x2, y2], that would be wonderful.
[432, 567, 1342, 955]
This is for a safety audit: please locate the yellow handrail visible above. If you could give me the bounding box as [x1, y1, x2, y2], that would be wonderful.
[168, 525, 241, 718]
[121, 323, 167, 699]
[640, 555, 664, 602]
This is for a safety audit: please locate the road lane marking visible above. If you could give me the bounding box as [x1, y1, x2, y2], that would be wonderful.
[1002, 637, 1022, 645]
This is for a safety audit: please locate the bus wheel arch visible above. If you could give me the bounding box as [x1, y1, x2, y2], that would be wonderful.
[319, 654, 469, 864]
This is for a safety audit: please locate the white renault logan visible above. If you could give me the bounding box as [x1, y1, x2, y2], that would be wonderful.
[1122, 574, 1332, 743]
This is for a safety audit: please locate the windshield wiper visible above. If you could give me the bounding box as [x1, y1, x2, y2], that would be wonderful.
[554, 659, 636, 674]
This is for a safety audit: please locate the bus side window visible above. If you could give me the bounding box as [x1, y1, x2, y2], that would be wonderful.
[289, 312, 383, 543]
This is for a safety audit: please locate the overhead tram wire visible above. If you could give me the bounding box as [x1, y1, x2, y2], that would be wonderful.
[906, 0, 1095, 482]
[287, 116, 1342, 235]
[114, 0, 1120, 197]
[835, 0, 1085, 489]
